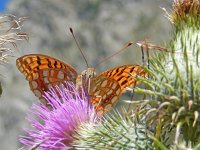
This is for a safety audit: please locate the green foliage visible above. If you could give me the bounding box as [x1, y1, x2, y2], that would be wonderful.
[131, 0, 200, 149]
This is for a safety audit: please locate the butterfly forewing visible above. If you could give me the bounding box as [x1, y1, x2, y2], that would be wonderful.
[16, 54, 77, 80]
[16, 54, 78, 104]
[91, 65, 146, 114]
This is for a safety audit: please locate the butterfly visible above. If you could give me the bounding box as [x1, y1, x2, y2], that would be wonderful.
[16, 54, 146, 115]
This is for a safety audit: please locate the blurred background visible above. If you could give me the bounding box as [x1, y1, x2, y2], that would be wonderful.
[0, 0, 172, 149]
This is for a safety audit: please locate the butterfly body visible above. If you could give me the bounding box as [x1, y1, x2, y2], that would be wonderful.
[76, 67, 96, 95]
[16, 54, 146, 114]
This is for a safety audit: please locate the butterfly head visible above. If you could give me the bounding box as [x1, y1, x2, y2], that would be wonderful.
[81, 68, 96, 79]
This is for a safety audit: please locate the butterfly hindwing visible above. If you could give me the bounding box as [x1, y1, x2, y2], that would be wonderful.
[16, 54, 78, 104]
[91, 76, 121, 114]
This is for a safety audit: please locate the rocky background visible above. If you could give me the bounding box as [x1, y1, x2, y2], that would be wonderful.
[0, 0, 171, 149]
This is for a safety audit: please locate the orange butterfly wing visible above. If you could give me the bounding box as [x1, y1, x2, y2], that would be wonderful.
[90, 65, 146, 114]
[17, 54, 146, 114]
[16, 54, 78, 105]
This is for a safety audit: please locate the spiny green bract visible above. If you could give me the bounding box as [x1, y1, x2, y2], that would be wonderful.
[133, 0, 200, 148]
[73, 111, 153, 150]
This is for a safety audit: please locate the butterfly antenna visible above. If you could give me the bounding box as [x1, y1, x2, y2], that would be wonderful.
[69, 27, 89, 68]
[94, 42, 134, 68]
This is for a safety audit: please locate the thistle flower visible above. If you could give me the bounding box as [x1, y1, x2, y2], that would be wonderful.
[19, 82, 97, 150]
[168, 0, 200, 24]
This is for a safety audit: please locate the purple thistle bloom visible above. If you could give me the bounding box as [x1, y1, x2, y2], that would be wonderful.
[19, 82, 97, 150]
